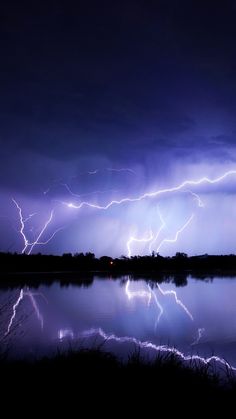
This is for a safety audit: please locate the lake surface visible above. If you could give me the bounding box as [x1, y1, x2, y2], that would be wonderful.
[1, 275, 236, 371]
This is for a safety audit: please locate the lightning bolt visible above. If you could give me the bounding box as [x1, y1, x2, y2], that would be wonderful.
[127, 211, 194, 257]
[148, 208, 166, 254]
[33, 227, 64, 247]
[66, 169, 236, 210]
[88, 168, 135, 175]
[106, 168, 136, 175]
[12, 199, 62, 254]
[185, 190, 204, 208]
[12, 199, 29, 253]
[54, 169, 236, 256]
[26, 210, 54, 255]
[23, 213, 38, 223]
[76, 167, 135, 176]
[88, 170, 99, 175]
[127, 230, 154, 258]
[156, 213, 194, 254]
[10, 169, 236, 256]
[61, 183, 118, 199]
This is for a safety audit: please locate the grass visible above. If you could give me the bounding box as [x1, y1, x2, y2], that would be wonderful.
[1, 347, 236, 408]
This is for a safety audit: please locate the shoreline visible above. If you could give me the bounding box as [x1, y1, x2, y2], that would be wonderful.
[0, 268, 236, 288]
[1, 347, 236, 403]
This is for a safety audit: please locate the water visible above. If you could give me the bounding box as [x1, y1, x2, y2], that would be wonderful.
[1, 275, 236, 370]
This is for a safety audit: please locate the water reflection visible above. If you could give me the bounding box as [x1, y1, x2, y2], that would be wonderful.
[1, 275, 236, 372]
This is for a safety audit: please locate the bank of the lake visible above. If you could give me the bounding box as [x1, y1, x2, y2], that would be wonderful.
[1, 348, 236, 405]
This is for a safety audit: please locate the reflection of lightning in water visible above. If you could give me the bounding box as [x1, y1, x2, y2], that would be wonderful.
[125, 280, 164, 330]
[58, 329, 74, 340]
[191, 328, 205, 346]
[12, 198, 62, 254]
[148, 285, 164, 327]
[5, 289, 24, 335]
[125, 279, 193, 322]
[78, 328, 236, 372]
[24, 291, 44, 330]
[156, 214, 194, 253]
[156, 284, 194, 321]
[125, 280, 152, 305]
[127, 231, 154, 258]
[125, 279, 193, 330]
[6, 288, 47, 335]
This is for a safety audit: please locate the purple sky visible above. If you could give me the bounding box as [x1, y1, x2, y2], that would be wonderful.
[1, 1, 236, 256]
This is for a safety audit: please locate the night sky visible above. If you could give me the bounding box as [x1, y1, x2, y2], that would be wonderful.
[1, 0, 236, 256]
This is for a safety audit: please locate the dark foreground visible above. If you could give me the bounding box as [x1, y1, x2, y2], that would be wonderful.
[1, 348, 236, 411]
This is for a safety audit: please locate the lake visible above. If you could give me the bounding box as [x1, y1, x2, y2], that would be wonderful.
[1, 275, 236, 371]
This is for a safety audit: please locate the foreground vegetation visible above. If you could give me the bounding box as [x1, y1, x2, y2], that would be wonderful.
[1, 348, 236, 407]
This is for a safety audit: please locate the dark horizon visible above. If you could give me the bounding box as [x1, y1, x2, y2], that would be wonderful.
[1, 251, 236, 281]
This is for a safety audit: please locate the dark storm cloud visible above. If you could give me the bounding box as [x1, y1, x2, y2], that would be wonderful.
[1, 0, 236, 189]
